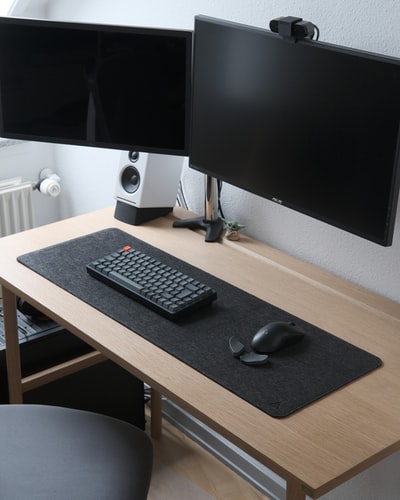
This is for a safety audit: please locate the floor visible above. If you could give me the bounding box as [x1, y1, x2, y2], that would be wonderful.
[146, 407, 270, 499]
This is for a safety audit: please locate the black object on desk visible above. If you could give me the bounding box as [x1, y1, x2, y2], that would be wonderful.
[86, 245, 217, 319]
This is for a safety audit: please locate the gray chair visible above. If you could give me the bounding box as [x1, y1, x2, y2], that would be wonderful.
[0, 404, 153, 499]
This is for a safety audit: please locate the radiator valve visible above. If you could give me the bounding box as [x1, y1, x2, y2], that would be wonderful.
[37, 168, 61, 197]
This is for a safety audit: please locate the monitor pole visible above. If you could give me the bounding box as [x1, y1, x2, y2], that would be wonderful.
[173, 174, 224, 242]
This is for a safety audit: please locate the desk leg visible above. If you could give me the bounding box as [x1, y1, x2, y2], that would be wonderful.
[286, 479, 306, 500]
[150, 388, 162, 438]
[2, 287, 23, 403]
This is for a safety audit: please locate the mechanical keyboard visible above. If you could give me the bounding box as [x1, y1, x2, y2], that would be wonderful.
[86, 245, 217, 319]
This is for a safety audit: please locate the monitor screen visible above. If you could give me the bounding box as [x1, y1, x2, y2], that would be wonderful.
[0, 17, 192, 155]
[190, 16, 400, 246]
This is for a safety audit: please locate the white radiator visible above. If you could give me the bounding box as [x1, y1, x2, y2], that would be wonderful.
[0, 178, 34, 237]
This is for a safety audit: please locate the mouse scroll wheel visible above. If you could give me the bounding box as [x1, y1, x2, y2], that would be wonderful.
[229, 336, 245, 358]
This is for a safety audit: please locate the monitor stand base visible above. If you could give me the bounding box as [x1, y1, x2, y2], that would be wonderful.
[173, 216, 224, 242]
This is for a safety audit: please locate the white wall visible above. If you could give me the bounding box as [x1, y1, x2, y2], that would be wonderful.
[7, 2, 400, 498]
[49, 144, 121, 219]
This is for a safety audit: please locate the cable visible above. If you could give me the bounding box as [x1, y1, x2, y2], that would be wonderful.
[176, 179, 189, 209]
[217, 179, 225, 219]
[312, 24, 320, 41]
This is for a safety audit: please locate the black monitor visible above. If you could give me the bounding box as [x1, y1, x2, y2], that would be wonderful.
[189, 15, 400, 246]
[0, 17, 192, 156]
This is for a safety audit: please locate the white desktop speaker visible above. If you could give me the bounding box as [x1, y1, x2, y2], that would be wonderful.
[114, 151, 183, 225]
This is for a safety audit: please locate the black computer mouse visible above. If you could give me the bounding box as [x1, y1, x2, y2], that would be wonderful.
[251, 321, 305, 354]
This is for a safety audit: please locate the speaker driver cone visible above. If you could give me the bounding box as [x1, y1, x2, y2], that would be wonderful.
[121, 166, 140, 193]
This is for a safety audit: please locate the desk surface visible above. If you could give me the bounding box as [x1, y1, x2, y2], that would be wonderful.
[0, 207, 399, 499]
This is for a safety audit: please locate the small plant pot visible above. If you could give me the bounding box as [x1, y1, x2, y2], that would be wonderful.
[225, 229, 241, 241]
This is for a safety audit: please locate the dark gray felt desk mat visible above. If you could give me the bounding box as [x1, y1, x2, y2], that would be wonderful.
[17, 228, 382, 418]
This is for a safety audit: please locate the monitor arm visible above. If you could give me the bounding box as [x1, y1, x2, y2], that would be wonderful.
[173, 175, 224, 242]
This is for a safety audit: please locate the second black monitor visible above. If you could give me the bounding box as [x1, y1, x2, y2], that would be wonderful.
[189, 15, 400, 246]
[0, 17, 192, 156]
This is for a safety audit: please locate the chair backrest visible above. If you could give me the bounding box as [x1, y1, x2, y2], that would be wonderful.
[0, 404, 153, 499]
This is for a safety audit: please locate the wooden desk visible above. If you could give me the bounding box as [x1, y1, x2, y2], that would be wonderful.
[1, 207, 399, 500]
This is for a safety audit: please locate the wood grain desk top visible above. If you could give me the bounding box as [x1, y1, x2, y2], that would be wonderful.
[0, 206, 399, 499]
